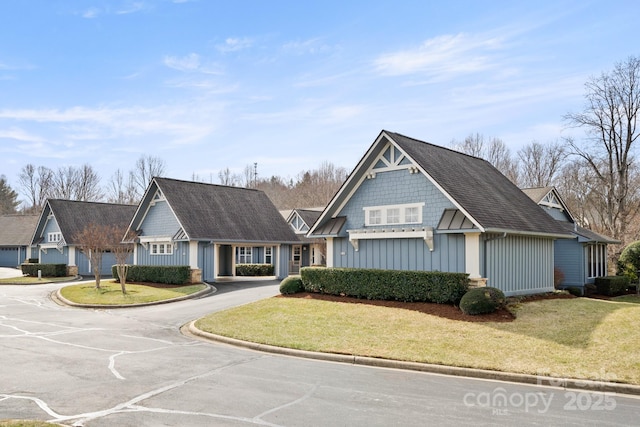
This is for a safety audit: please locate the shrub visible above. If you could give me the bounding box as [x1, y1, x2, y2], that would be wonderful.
[112, 265, 191, 285]
[566, 286, 583, 297]
[459, 287, 506, 315]
[594, 275, 629, 296]
[236, 264, 275, 276]
[279, 276, 304, 295]
[618, 241, 640, 282]
[21, 263, 67, 277]
[300, 267, 469, 304]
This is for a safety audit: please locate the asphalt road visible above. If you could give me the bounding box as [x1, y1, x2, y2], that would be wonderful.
[0, 269, 638, 426]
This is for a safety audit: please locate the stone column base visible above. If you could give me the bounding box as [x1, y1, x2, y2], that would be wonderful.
[190, 269, 202, 284]
[469, 277, 487, 288]
[67, 265, 78, 277]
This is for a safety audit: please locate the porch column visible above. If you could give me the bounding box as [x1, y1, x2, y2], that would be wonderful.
[189, 241, 198, 269]
[326, 237, 334, 268]
[231, 245, 236, 277]
[464, 232, 482, 279]
[133, 244, 138, 265]
[275, 245, 280, 278]
[68, 246, 76, 266]
[213, 244, 219, 280]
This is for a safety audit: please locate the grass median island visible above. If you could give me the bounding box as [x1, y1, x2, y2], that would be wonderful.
[60, 281, 207, 305]
[195, 296, 640, 385]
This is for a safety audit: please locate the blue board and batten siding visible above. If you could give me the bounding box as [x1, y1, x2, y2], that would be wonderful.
[141, 200, 181, 237]
[332, 235, 465, 272]
[485, 235, 555, 296]
[331, 168, 466, 273]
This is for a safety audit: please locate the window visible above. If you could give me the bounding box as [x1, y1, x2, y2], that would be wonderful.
[48, 232, 62, 243]
[387, 208, 400, 224]
[151, 243, 173, 255]
[238, 247, 253, 264]
[368, 209, 382, 225]
[405, 207, 419, 223]
[588, 244, 607, 278]
[264, 246, 273, 264]
[364, 203, 424, 226]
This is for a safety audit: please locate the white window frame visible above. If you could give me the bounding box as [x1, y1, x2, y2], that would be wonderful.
[238, 246, 253, 264]
[364, 203, 424, 226]
[264, 246, 273, 264]
[48, 232, 62, 243]
[150, 242, 173, 256]
[588, 244, 607, 279]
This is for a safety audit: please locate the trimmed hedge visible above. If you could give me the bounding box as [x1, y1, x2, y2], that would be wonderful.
[594, 275, 629, 296]
[236, 263, 275, 277]
[279, 275, 304, 294]
[21, 263, 67, 277]
[300, 267, 469, 304]
[459, 287, 506, 315]
[112, 265, 191, 285]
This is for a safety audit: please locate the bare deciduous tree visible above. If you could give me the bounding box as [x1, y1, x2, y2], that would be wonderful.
[518, 141, 566, 188]
[112, 226, 135, 294]
[564, 55, 640, 249]
[218, 167, 239, 186]
[73, 223, 114, 289]
[18, 164, 53, 212]
[132, 155, 166, 197]
[107, 169, 139, 205]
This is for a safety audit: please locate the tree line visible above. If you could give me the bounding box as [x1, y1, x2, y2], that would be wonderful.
[1, 56, 639, 260]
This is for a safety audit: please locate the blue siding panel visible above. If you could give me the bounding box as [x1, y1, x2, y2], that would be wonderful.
[136, 242, 189, 266]
[140, 200, 182, 237]
[554, 238, 584, 287]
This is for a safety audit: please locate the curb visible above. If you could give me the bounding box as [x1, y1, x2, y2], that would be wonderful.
[186, 321, 640, 397]
[53, 283, 216, 309]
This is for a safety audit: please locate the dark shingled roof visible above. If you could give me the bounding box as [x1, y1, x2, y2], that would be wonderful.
[46, 199, 137, 245]
[387, 131, 569, 236]
[0, 215, 38, 246]
[154, 177, 299, 242]
[296, 209, 322, 229]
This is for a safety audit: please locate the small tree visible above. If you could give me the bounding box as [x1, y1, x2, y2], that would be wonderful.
[112, 227, 135, 294]
[73, 223, 114, 289]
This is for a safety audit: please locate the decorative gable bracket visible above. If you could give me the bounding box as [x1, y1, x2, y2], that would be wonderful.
[347, 227, 434, 252]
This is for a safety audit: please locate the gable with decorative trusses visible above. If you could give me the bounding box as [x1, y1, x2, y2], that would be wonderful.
[366, 142, 419, 179]
[289, 211, 310, 234]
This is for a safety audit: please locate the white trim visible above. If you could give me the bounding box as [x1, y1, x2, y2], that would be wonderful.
[139, 236, 174, 243]
[150, 242, 173, 255]
[68, 246, 76, 267]
[363, 202, 425, 226]
[347, 227, 434, 251]
[326, 237, 334, 267]
[189, 241, 198, 269]
[464, 232, 481, 279]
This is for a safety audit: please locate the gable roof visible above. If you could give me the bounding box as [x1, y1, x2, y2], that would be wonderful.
[33, 199, 137, 245]
[132, 177, 299, 243]
[522, 186, 619, 244]
[310, 130, 570, 238]
[0, 215, 38, 246]
[285, 208, 324, 243]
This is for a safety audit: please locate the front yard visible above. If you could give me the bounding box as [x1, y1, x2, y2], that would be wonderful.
[196, 295, 640, 385]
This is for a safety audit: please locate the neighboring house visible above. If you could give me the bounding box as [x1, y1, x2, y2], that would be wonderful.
[0, 215, 38, 267]
[125, 177, 300, 282]
[31, 199, 137, 276]
[522, 186, 619, 292]
[308, 130, 573, 296]
[284, 208, 326, 273]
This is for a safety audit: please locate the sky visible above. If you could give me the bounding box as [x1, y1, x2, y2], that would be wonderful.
[0, 0, 638, 201]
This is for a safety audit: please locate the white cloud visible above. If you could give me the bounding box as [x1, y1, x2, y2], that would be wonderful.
[81, 7, 101, 18]
[216, 37, 253, 53]
[282, 38, 331, 55]
[0, 127, 44, 143]
[117, 2, 146, 15]
[373, 32, 506, 79]
[163, 53, 222, 74]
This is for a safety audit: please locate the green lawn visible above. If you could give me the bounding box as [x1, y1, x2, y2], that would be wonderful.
[196, 296, 640, 385]
[60, 281, 207, 305]
[0, 276, 76, 285]
[0, 421, 56, 427]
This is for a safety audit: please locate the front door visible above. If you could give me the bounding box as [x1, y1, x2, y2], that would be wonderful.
[290, 245, 302, 274]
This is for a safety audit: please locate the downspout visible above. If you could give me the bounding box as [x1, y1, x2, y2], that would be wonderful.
[483, 232, 507, 280]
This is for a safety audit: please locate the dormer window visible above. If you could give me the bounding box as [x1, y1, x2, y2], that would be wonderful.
[364, 203, 424, 226]
[48, 232, 62, 243]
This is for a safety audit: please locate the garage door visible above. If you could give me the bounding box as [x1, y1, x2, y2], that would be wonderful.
[0, 247, 20, 267]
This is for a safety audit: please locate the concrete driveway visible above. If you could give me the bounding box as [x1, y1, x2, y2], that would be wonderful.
[0, 279, 638, 426]
[0, 267, 23, 279]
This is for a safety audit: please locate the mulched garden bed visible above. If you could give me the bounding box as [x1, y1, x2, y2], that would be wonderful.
[279, 291, 578, 323]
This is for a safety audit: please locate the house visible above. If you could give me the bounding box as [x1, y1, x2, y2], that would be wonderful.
[522, 186, 619, 292]
[125, 177, 300, 282]
[0, 214, 38, 267]
[283, 208, 326, 273]
[308, 130, 573, 296]
[30, 199, 137, 276]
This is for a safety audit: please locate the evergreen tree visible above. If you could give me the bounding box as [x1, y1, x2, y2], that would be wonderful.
[0, 175, 19, 214]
